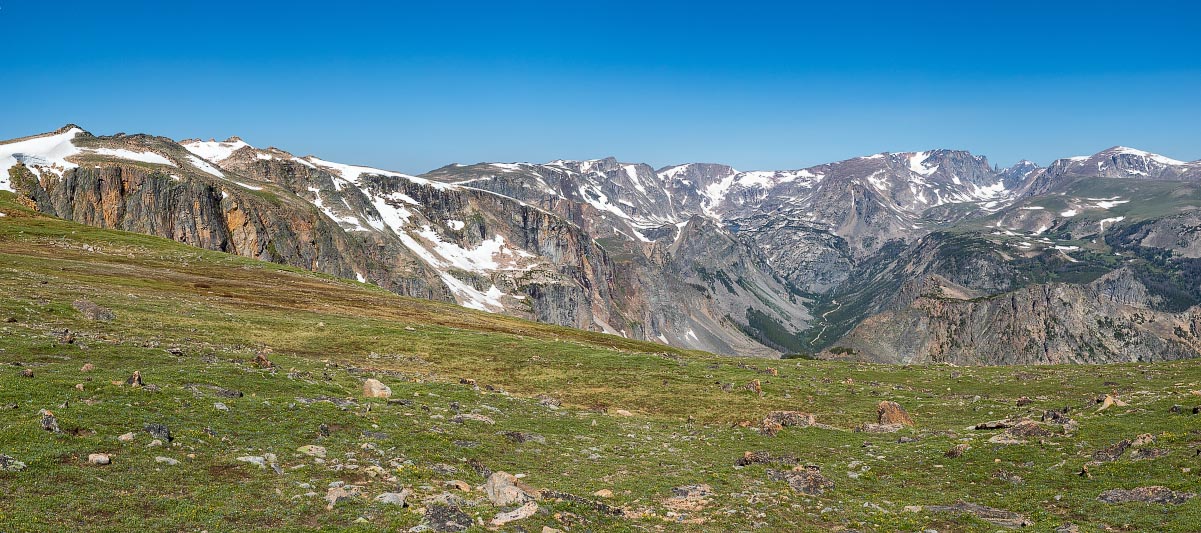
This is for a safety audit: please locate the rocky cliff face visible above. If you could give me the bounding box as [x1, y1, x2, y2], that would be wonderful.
[4, 124, 1201, 363]
[829, 269, 1201, 365]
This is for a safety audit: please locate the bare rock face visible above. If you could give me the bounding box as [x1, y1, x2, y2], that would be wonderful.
[877, 401, 914, 426]
[362, 379, 391, 398]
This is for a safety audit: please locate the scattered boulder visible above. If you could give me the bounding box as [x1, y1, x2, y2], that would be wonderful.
[236, 456, 267, 468]
[671, 484, 713, 499]
[1098, 486, 1196, 504]
[974, 418, 1019, 430]
[144, 423, 172, 442]
[759, 419, 783, 437]
[117, 432, 135, 442]
[1130, 448, 1171, 461]
[664, 484, 714, 512]
[593, 489, 614, 498]
[536, 395, 561, 409]
[877, 401, 914, 426]
[768, 466, 833, 495]
[375, 489, 411, 506]
[765, 411, 816, 427]
[451, 413, 494, 425]
[297, 445, 326, 458]
[746, 379, 762, 396]
[993, 470, 1024, 484]
[72, 300, 114, 321]
[87, 453, 111, 465]
[926, 501, 1032, 528]
[424, 503, 472, 532]
[499, 431, 545, 444]
[1096, 394, 1127, 412]
[155, 456, 179, 466]
[1093, 440, 1132, 463]
[362, 379, 391, 399]
[0, 454, 27, 472]
[324, 485, 361, 510]
[994, 420, 1051, 443]
[40, 410, 60, 433]
[484, 471, 535, 506]
[857, 423, 904, 433]
[945, 443, 971, 458]
[213, 402, 229, 412]
[736, 451, 799, 467]
[490, 501, 538, 526]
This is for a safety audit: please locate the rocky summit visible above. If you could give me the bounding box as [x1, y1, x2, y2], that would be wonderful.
[4, 126, 1201, 363]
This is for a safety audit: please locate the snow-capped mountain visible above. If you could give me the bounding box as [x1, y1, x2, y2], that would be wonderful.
[5, 125, 1201, 363]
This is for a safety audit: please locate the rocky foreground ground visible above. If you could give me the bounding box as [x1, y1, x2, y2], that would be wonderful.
[2, 197, 1201, 531]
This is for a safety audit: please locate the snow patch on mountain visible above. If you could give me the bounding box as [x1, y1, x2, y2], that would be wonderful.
[186, 155, 225, 177]
[907, 152, 939, 176]
[86, 148, 175, 167]
[0, 128, 83, 189]
[182, 139, 251, 163]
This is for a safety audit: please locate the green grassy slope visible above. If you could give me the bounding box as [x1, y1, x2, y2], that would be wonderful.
[2, 192, 1200, 531]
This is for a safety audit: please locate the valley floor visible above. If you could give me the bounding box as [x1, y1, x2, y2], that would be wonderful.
[1, 195, 1200, 532]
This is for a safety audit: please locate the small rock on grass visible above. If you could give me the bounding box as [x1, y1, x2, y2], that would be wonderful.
[945, 443, 971, 458]
[72, 299, 114, 321]
[237, 456, 267, 468]
[877, 401, 914, 426]
[155, 456, 179, 465]
[490, 501, 539, 526]
[325, 485, 361, 510]
[297, 445, 326, 458]
[363, 378, 391, 398]
[424, 503, 472, 532]
[144, 423, 172, 442]
[40, 410, 60, 433]
[0, 454, 27, 472]
[87, 453, 111, 465]
[375, 489, 412, 506]
[484, 471, 535, 506]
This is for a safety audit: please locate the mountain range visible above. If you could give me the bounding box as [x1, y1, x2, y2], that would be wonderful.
[4, 124, 1201, 364]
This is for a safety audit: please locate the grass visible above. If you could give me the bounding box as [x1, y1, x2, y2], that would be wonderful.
[2, 191, 1201, 531]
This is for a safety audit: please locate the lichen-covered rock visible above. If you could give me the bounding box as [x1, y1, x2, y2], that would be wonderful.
[484, 471, 534, 506]
[877, 401, 914, 426]
[362, 378, 391, 398]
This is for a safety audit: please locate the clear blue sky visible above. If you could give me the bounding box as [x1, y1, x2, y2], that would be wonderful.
[1, 1, 1198, 173]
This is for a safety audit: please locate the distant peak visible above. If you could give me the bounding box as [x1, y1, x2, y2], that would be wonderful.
[1096, 146, 1186, 165]
[55, 124, 87, 135]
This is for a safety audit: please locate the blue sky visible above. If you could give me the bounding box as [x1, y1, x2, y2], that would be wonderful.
[1, 1, 1198, 173]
